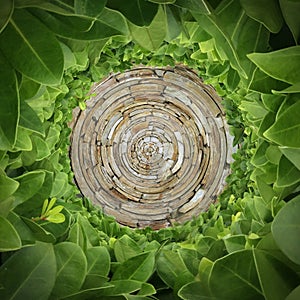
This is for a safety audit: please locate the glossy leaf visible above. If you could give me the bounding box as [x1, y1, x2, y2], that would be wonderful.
[156, 249, 188, 288]
[0, 9, 64, 85]
[175, 0, 211, 13]
[0, 172, 19, 201]
[50, 171, 69, 198]
[13, 127, 32, 152]
[19, 100, 44, 135]
[240, 0, 283, 33]
[279, 147, 300, 170]
[31, 5, 129, 40]
[0, 242, 56, 300]
[129, 5, 167, 51]
[13, 170, 46, 206]
[0, 0, 13, 34]
[252, 249, 299, 300]
[114, 234, 142, 263]
[248, 67, 289, 93]
[193, 1, 251, 79]
[74, 0, 107, 17]
[179, 282, 214, 299]
[112, 251, 155, 282]
[22, 217, 56, 243]
[272, 195, 300, 265]
[31, 135, 51, 160]
[276, 155, 300, 187]
[149, 0, 175, 3]
[64, 280, 144, 299]
[286, 285, 300, 300]
[208, 250, 263, 299]
[208, 248, 298, 299]
[107, 0, 158, 26]
[223, 235, 246, 253]
[264, 100, 300, 147]
[0, 215, 21, 251]
[0, 53, 19, 150]
[248, 46, 300, 85]
[279, 0, 300, 44]
[15, 0, 75, 15]
[83, 246, 111, 289]
[178, 248, 202, 276]
[51, 242, 87, 298]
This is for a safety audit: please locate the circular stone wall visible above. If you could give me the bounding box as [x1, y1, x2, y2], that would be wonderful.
[71, 66, 234, 228]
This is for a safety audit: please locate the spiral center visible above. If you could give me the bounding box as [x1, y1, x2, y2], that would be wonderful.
[70, 66, 234, 228]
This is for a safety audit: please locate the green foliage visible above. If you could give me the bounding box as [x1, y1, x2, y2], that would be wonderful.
[0, 0, 300, 299]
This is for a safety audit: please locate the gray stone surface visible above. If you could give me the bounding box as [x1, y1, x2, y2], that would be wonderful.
[70, 66, 235, 228]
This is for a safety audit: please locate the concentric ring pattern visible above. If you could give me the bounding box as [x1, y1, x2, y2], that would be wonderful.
[71, 66, 234, 228]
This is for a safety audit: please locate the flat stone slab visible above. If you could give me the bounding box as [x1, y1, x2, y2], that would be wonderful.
[70, 66, 235, 228]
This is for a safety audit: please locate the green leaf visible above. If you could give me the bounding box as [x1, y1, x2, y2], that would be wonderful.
[266, 145, 282, 164]
[0, 172, 19, 201]
[22, 217, 56, 243]
[31, 135, 51, 160]
[223, 235, 246, 253]
[252, 249, 299, 300]
[175, 0, 211, 14]
[137, 282, 156, 296]
[248, 67, 289, 94]
[0, 215, 21, 251]
[149, 0, 175, 3]
[279, 147, 300, 170]
[107, 0, 158, 26]
[286, 285, 300, 300]
[264, 100, 300, 147]
[83, 246, 111, 289]
[256, 176, 276, 204]
[13, 170, 46, 206]
[68, 221, 85, 249]
[60, 41, 77, 69]
[52, 242, 87, 298]
[247, 46, 300, 85]
[74, 0, 106, 17]
[192, 9, 247, 78]
[274, 82, 300, 94]
[129, 5, 167, 51]
[251, 140, 269, 167]
[0, 8, 64, 85]
[64, 280, 144, 299]
[31, 7, 128, 40]
[179, 281, 215, 299]
[114, 234, 142, 263]
[240, 0, 283, 33]
[50, 171, 69, 198]
[276, 155, 300, 187]
[196, 236, 216, 256]
[208, 250, 263, 299]
[13, 126, 33, 151]
[0, 242, 56, 300]
[279, 0, 300, 44]
[14, 0, 75, 15]
[178, 248, 202, 276]
[0, 53, 20, 150]
[0, 0, 13, 33]
[19, 100, 44, 135]
[45, 125, 60, 150]
[46, 212, 65, 223]
[156, 249, 188, 288]
[112, 251, 155, 282]
[78, 214, 101, 248]
[272, 195, 300, 265]
[7, 211, 36, 246]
